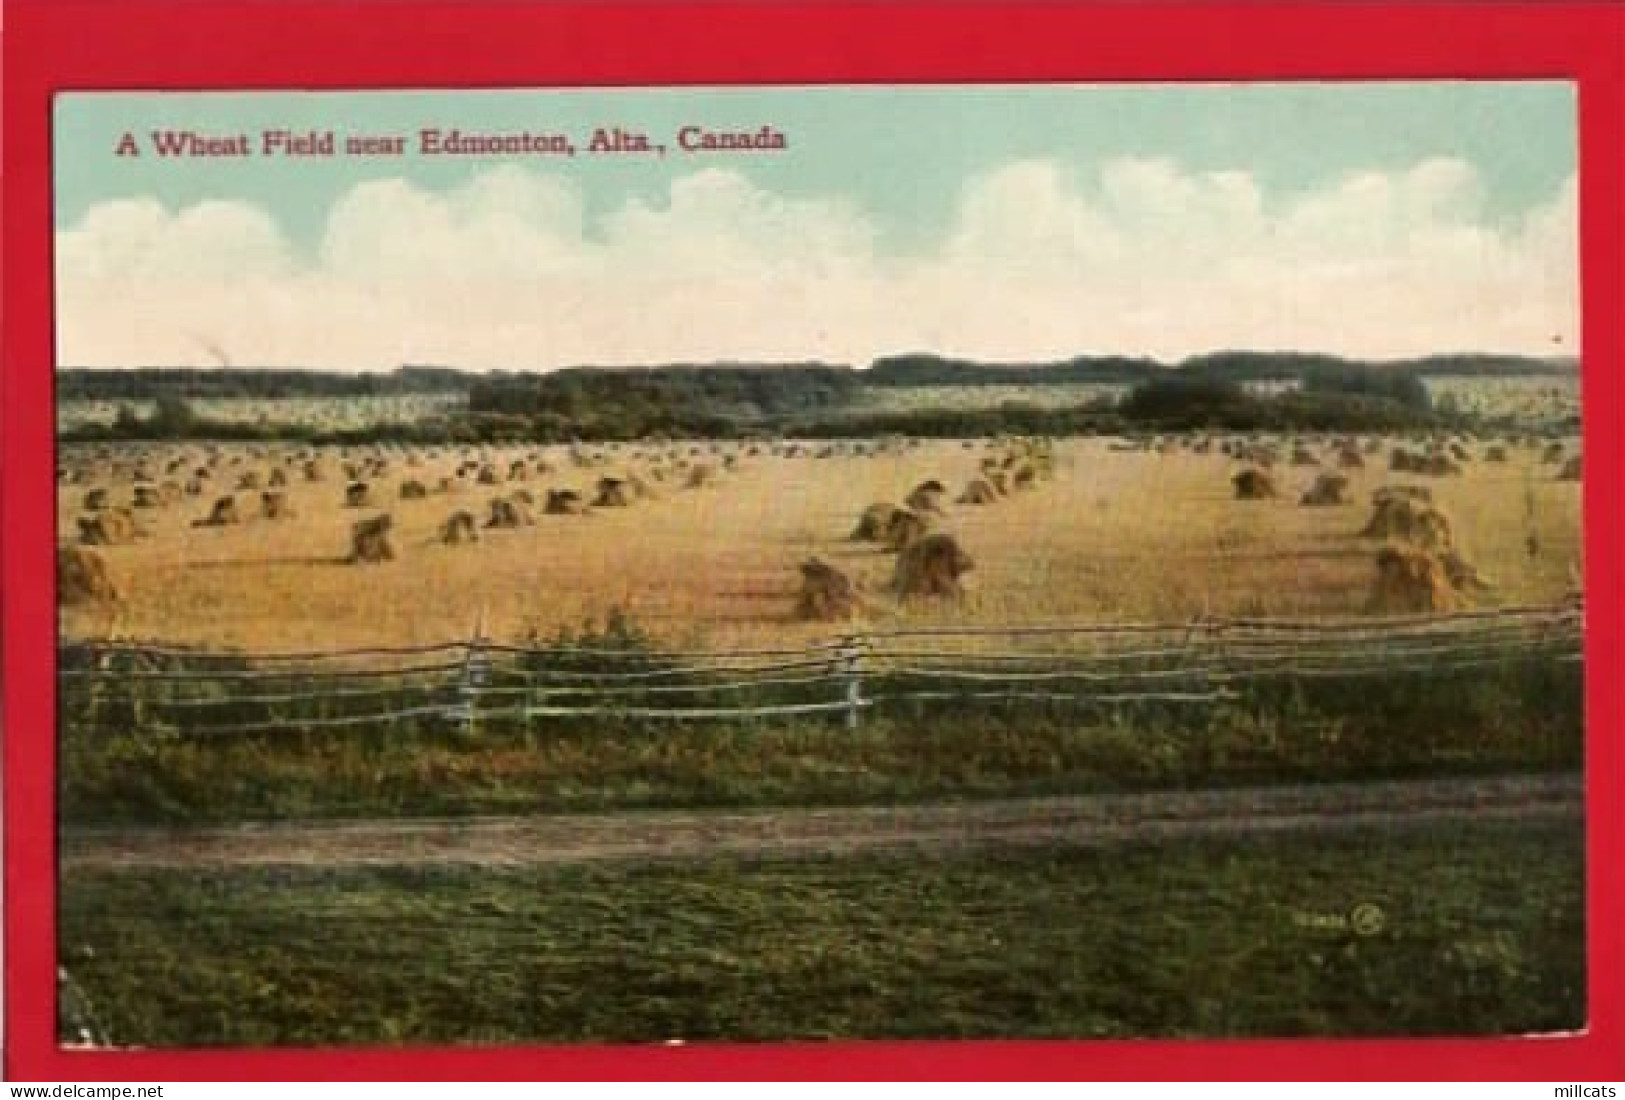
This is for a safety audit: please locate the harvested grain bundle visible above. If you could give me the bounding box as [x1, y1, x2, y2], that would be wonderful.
[1360, 495, 1454, 551]
[1373, 484, 1433, 506]
[594, 477, 632, 507]
[236, 471, 262, 491]
[546, 489, 588, 515]
[1486, 445, 1509, 463]
[852, 503, 904, 542]
[1559, 455, 1582, 481]
[345, 481, 372, 508]
[508, 460, 529, 481]
[906, 479, 948, 514]
[796, 557, 857, 621]
[893, 533, 975, 599]
[485, 496, 534, 528]
[957, 479, 999, 505]
[987, 471, 1009, 496]
[268, 468, 288, 488]
[1337, 447, 1366, 469]
[132, 485, 162, 509]
[400, 479, 429, 500]
[440, 510, 479, 545]
[511, 488, 536, 506]
[1291, 446, 1320, 467]
[1368, 546, 1467, 613]
[303, 461, 325, 482]
[1012, 465, 1039, 491]
[477, 466, 501, 486]
[349, 515, 395, 564]
[851, 503, 928, 549]
[59, 546, 119, 606]
[883, 508, 931, 551]
[1440, 549, 1492, 593]
[1543, 442, 1566, 464]
[1417, 453, 1464, 476]
[1232, 468, 1278, 500]
[626, 475, 657, 501]
[1299, 473, 1350, 507]
[193, 496, 241, 528]
[685, 463, 717, 489]
[82, 488, 108, 511]
[260, 491, 294, 520]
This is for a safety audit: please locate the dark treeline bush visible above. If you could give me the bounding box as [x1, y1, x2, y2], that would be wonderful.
[59, 366, 469, 402]
[866, 353, 1162, 386]
[469, 364, 858, 422]
[1119, 377, 1254, 422]
[1300, 362, 1431, 410]
[1118, 365, 1435, 432]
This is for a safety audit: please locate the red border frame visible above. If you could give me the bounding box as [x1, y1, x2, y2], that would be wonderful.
[5, 1, 1624, 1081]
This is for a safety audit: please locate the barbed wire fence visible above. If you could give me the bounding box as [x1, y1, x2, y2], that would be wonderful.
[57, 603, 1584, 738]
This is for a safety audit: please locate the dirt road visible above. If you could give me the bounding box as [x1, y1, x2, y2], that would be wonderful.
[62, 772, 1582, 871]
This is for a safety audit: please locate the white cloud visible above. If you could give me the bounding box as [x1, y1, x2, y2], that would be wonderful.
[54, 157, 1579, 369]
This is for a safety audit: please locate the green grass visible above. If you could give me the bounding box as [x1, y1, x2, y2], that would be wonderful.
[61, 657, 1582, 826]
[59, 819, 1585, 1045]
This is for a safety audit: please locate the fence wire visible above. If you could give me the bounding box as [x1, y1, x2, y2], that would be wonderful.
[58, 604, 1583, 735]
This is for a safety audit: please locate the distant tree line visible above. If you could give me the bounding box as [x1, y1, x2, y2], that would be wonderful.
[57, 366, 469, 403]
[57, 350, 1564, 443]
[61, 350, 1569, 406]
[865, 353, 1162, 386]
[467, 364, 859, 425]
[867, 350, 1572, 386]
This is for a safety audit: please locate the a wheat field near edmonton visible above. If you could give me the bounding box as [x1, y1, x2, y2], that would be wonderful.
[58, 433, 1584, 653]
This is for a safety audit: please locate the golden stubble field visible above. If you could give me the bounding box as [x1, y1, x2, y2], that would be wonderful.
[58, 436, 1584, 653]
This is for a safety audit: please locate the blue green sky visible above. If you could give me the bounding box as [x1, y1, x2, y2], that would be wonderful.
[53, 83, 1578, 369]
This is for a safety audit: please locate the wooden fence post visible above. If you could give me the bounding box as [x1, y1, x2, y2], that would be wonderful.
[457, 624, 490, 735]
[840, 635, 864, 730]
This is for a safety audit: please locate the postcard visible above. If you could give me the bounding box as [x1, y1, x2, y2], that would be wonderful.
[6, 0, 1622, 1083]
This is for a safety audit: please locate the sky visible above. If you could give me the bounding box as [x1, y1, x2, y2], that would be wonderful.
[52, 83, 1579, 370]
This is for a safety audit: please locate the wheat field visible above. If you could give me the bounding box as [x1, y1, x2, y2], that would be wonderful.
[57, 435, 1584, 654]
